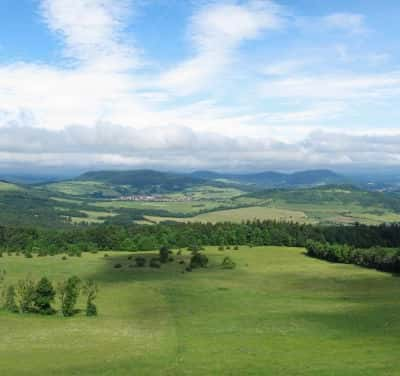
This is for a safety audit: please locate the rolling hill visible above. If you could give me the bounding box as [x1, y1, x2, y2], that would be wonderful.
[191, 169, 347, 188]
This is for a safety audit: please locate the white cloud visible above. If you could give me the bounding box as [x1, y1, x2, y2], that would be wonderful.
[40, 0, 137, 69]
[261, 72, 400, 99]
[159, 0, 285, 95]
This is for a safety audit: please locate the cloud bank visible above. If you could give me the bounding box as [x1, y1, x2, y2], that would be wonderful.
[0, 0, 399, 172]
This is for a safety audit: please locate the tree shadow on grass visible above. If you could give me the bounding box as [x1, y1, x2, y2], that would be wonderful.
[86, 251, 222, 284]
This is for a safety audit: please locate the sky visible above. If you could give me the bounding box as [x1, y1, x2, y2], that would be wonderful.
[0, 0, 399, 173]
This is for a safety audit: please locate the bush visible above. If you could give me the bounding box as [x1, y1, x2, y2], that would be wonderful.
[190, 252, 208, 269]
[4, 285, 18, 313]
[234, 245, 239, 250]
[218, 246, 224, 251]
[62, 256, 67, 260]
[83, 280, 98, 317]
[114, 263, 123, 269]
[150, 258, 161, 268]
[25, 252, 33, 259]
[135, 256, 146, 267]
[104, 253, 109, 258]
[159, 245, 170, 264]
[221, 256, 236, 270]
[16, 277, 36, 313]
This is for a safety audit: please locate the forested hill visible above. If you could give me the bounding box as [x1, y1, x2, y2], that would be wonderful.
[246, 185, 400, 212]
[191, 169, 347, 188]
[78, 170, 205, 189]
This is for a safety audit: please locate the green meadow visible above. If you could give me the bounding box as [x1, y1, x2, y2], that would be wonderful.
[1, 247, 400, 375]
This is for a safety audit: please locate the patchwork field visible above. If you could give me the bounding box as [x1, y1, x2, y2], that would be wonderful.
[145, 206, 311, 224]
[1, 247, 400, 375]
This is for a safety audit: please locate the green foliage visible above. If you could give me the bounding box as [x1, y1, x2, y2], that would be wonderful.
[150, 258, 161, 268]
[190, 252, 208, 269]
[58, 276, 81, 317]
[159, 245, 170, 263]
[306, 240, 400, 273]
[33, 277, 56, 314]
[83, 280, 98, 317]
[221, 257, 236, 269]
[16, 277, 36, 313]
[135, 256, 146, 267]
[4, 285, 19, 313]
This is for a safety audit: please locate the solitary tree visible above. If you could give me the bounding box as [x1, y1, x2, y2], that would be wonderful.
[58, 276, 81, 317]
[33, 277, 56, 314]
[83, 280, 98, 317]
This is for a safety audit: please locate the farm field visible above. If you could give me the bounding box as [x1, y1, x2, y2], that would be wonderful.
[1, 247, 400, 375]
[145, 205, 311, 224]
[94, 199, 229, 215]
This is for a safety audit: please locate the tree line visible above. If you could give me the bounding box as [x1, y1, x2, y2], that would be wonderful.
[1, 221, 400, 255]
[305, 240, 400, 273]
[1, 274, 98, 317]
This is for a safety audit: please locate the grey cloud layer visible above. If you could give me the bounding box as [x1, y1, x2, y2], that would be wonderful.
[0, 124, 399, 170]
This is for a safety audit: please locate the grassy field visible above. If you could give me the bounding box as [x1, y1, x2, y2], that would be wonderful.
[95, 199, 228, 215]
[0, 181, 22, 191]
[1, 247, 400, 375]
[145, 206, 311, 224]
[45, 181, 121, 197]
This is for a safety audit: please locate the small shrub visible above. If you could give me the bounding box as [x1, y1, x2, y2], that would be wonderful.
[83, 280, 98, 317]
[25, 252, 33, 259]
[221, 256, 236, 270]
[226, 246, 231, 250]
[4, 285, 18, 313]
[150, 258, 161, 268]
[114, 263, 123, 269]
[234, 245, 239, 250]
[179, 260, 185, 265]
[168, 257, 174, 262]
[177, 250, 182, 256]
[127, 255, 133, 260]
[62, 256, 67, 260]
[218, 246, 224, 251]
[104, 253, 109, 258]
[135, 256, 146, 267]
[190, 252, 209, 269]
[159, 245, 170, 264]
[185, 266, 192, 272]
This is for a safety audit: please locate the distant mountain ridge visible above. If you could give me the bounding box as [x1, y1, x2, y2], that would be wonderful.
[190, 169, 347, 188]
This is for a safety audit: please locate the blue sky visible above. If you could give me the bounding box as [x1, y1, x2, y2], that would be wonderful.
[0, 0, 399, 172]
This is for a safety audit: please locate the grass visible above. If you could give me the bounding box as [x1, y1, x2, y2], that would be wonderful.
[1, 246, 400, 375]
[45, 181, 120, 197]
[0, 182, 21, 191]
[146, 206, 310, 224]
[95, 199, 226, 215]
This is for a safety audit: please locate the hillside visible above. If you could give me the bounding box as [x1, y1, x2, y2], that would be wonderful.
[191, 169, 347, 188]
[1, 247, 400, 375]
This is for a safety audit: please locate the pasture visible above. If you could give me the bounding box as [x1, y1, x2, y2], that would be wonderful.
[145, 205, 311, 224]
[1, 247, 400, 375]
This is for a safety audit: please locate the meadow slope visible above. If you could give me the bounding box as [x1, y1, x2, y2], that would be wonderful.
[0, 247, 399, 375]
